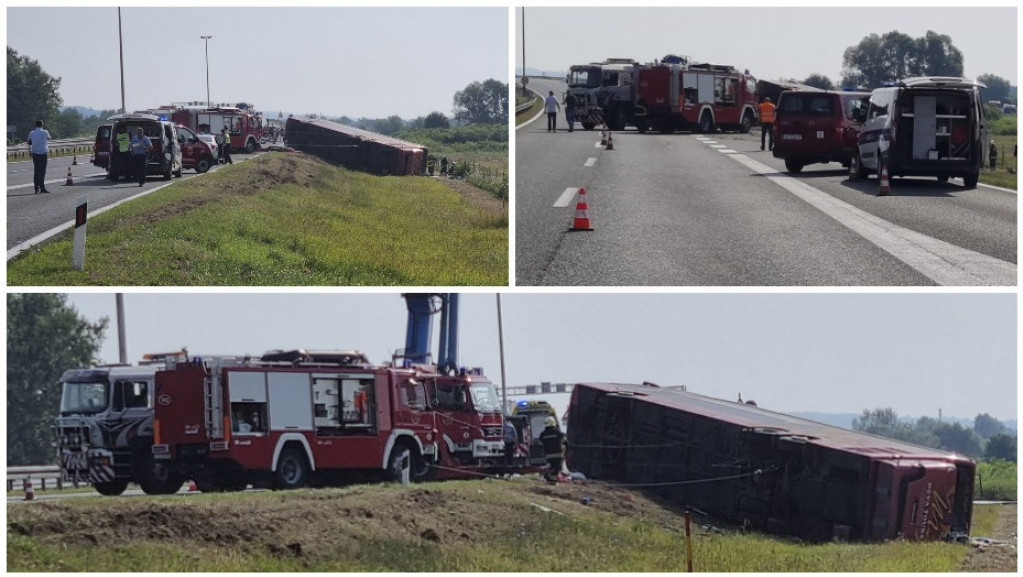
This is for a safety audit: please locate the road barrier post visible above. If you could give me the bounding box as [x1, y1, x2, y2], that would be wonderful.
[684, 509, 693, 572]
[72, 195, 87, 270]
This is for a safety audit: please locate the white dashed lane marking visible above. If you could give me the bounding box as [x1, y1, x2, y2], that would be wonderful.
[554, 187, 579, 208]
[584, 157, 597, 167]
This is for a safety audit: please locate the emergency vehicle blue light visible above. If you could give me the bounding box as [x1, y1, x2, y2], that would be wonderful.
[517, 400, 529, 407]
[159, 116, 169, 121]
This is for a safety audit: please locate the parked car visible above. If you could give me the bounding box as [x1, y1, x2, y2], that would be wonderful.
[175, 125, 216, 173]
[92, 124, 112, 169]
[197, 133, 219, 160]
[854, 77, 986, 188]
[773, 90, 869, 173]
[107, 113, 183, 181]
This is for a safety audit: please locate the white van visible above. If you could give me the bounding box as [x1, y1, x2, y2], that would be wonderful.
[854, 77, 986, 189]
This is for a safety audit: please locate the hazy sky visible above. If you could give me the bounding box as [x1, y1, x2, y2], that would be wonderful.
[6, 6, 508, 119]
[516, 7, 1017, 85]
[56, 292, 1017, 422]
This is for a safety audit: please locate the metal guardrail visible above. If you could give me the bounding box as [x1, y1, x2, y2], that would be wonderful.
[7, 139, 95, 162]
[7, 465, 66, 492]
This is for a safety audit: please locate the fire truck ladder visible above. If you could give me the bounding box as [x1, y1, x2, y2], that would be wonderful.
[204, 374, 224, 439]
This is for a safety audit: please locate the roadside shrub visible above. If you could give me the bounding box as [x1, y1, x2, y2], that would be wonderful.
[975, 459, 1016, 500]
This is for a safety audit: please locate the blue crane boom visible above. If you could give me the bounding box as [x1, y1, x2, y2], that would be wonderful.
[402, 293, 459, 374]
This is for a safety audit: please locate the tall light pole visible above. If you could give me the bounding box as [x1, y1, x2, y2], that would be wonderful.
[118, 8, 125, 112]
[200, 35, 212, 107]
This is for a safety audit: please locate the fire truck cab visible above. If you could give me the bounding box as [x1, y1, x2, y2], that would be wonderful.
[152, 349, 509, 491]
[56, 360, 185, 496]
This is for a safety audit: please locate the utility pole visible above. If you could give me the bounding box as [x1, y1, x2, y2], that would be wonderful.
[497, 294, 508, 413]
[200, 35, 213, 107]
[118, 8, 126, 112]
[521, 8, 527, 97]
[116, 293, 127, 364]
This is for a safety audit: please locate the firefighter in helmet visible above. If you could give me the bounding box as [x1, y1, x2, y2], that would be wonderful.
[539, 416, 567, 482]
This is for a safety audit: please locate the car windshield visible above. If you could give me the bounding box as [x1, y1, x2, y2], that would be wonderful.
[61, 381, 109, 414]
[469, 382, 501, 413]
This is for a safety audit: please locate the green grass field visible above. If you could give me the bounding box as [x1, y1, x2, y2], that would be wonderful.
[7, 153, 507, 286]
[7, 479, 997, 572]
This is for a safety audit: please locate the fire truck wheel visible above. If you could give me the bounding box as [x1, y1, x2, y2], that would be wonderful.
[140, 461, 185, 495]
[740, 111, 753, 134]
[93, 480, 129, 496]
[273, 446, 310, 490]
[698, 112, 715, 134]
[245, 139, 256, 154]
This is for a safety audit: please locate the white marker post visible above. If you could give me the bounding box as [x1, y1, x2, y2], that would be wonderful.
[72, 195, 87, 270]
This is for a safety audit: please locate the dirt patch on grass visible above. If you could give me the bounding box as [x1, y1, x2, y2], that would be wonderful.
[960, 503, 1017, 572]
[434, 176, 508, 217]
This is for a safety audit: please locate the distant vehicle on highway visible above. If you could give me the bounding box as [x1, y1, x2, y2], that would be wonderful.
[773, 90, 869, 173]
[92, 124, 112, 169]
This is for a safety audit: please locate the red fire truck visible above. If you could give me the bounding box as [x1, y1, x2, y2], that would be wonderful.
[148, 104, 266, 153]
[635, 61, 759, 134]
[151, 349, 509, 491]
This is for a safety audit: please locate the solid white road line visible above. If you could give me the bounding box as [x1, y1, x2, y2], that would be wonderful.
[729, 153, 1016, 286]
[718, 149, 738, 154]
[584, 157, 597, 167]
[554, 187, 579, 208]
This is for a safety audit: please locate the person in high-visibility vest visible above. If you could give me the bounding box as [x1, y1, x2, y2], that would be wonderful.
[759, 96, 776, 152]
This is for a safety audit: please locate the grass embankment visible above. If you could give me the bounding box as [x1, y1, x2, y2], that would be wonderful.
[980, 133, 1017, 189]
[7, 153, 507, 286]
[395, 125, 508, 199]
[515, 91, 543, 127]
[7, 478, 992, 572]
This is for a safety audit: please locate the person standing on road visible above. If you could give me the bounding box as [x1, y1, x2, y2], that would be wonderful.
[545, 90, 561, 133]
[28, 120, 51, 194]
[989, 140, 998, 170]
[129, 127, 153, 187]
[564, 91, 578, 132]
[539, 416, 567, 482]
[759, 96, 776, 151]
[220, 127, 233, 164]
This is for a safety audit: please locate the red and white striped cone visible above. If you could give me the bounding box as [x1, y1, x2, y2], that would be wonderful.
[848, 154, 858, 179]
[569, 188, 594, 232]
[24, 478, 35, 501]
[72, 155, 78, 166]
[64, 167, 74, 186]
[600, 126, 608, 146]
[877, 162, 891, 196]
[606, 131, 614, 151]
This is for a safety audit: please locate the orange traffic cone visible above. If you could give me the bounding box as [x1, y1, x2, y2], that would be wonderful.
[72, 155, 78, 165]
[606, 131, 614, 151]
[64, 167, 74, 186]
[24, 478, 35, 501]
[188, 480, 198, 492]
[569, 188, 594, 232]
[877, 162, 891, 196]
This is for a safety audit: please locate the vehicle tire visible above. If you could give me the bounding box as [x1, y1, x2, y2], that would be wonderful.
[698, 112, 714, 134]
[581, 122, 596, 131]
[854, 150, 868, 180]
[273, 446, 309, 490]
[937, 175, 950, 183]
[658, 122, 674, 135]
[245, 139, 256, 154]
[139, 456, 185, 495]
[635, 119, 649, 134]
[388, 445, 416, 483]
[108, 170, 119, 181]
[739, 111, 753, 134]
[94, 480, 129, 496]
[606, 110, 627, 132]
[784, 159, 804, 173]
[962, 172, 978, 189]
[195, 155, 212, 174]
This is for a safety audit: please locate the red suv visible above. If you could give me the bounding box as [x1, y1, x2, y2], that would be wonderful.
[92, 124, 112, 169]
[773, 90, 869, 173]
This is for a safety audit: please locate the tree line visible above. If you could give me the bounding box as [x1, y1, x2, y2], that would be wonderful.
[8, 45, 508, 143]
[853, 407, 1016, 461]
[780, 30, 1015, 104]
